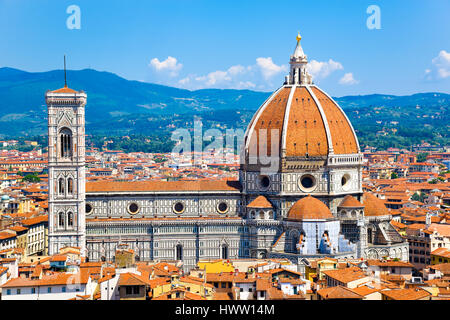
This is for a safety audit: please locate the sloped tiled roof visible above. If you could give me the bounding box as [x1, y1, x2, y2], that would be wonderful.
[317, 285, 364, 299]
[247, 195, 273, 209]
[338, 195, 364, 208]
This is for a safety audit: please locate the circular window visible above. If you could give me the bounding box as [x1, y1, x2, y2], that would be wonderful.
[217, 202, 229, 214]
[299, 174, 317, 192]
[341, 173, 351, 191]
[173, 201, 185, 214]
[127, 202, 140, 215]
[85, 203, 93, 215]
[258, 175, 270, 190]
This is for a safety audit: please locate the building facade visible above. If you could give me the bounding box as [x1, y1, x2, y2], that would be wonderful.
[46, 34, 408, 272]
[46, 85, 87, 255]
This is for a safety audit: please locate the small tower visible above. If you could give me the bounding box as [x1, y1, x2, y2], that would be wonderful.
[285, 32, 313, 85]
[46, 57, 87, 256]
[425, 212, 431, 228]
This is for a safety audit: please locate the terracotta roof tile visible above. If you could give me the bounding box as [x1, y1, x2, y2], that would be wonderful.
[247, 195, 273, 209]
[317, 285, 363, 299]
[381, 288, 431, 300]
[287, 195, 333, 220]
[338, 195, 364, 208]
[322, 267, 367, 284]
[311, 87, 358, 155]
[86, 179, 241, 193]
[362, 193, 390, 216]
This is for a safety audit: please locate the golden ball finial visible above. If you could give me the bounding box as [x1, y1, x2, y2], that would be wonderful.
[296, 32, 302, 43]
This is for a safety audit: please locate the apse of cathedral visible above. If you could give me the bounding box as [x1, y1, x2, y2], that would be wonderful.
[45, 34, 409, 272]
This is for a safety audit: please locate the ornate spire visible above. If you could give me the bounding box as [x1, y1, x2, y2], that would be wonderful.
[285, 32, 312, 85]
[64, 55, 67, 88]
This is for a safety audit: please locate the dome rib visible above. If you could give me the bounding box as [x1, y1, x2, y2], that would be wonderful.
[280, 86, 297, 153]
[311, 86, 359, 154]
[244, 84, 361, 161]
[247, 87, 291, 157]
[284, 86, 330, 157]
[244, 86, 286, 155]
[305, 85, 334, 155]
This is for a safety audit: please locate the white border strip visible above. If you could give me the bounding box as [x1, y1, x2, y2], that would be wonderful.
[305, 85, 334, 155]
[280, 85, 297, 153]
[312, 85, 361, 153]
[243, 85, 287, 151]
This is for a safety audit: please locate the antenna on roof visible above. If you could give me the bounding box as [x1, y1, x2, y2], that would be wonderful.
[64, 55, 67, 88]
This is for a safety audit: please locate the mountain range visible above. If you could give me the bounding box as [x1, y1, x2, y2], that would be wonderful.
[0, 67, 448, 149]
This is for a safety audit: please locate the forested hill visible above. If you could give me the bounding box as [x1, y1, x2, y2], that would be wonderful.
[0, 67, 448, 150]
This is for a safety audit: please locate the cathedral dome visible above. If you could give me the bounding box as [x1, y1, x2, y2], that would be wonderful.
[243, 33, 360, 161]
[361, 192, 390, 217]
[287, 195, 334, 220]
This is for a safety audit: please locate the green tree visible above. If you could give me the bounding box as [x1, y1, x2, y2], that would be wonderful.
[391, 172, 398, 179]
[22, 173, 40, 183]
[416, 153, 429, 163]
[411, 192, 426, 202]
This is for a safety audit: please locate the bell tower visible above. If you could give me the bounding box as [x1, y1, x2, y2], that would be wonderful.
[46, 57, 87, 256]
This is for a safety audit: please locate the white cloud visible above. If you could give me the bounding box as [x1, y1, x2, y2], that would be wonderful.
[425, 50, 450, 80]
[237, 81, 256, 89]
[432, 50, 450, 78]
[189, 65, 252, 88]
[307, 59, 343, 79]
[256, 57, 287, 80]
[227, 65, 246, 76]
[178, 77, 190, 85]
[149, 56, 183, 76]
[196, 70, 231, 86]
[339, 72, 359, 85]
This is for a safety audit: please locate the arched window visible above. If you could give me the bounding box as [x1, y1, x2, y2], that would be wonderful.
[176, 244, 183, 261]
[59, 128, 73, 158]
[67, 178, 73, 194]
[67, 212, 73, 227]
[368, 228, 373, 244]
[58, 212, 65, 228]
[259, 211, 265, 220]
[221, 244, 229, 259]
[292, 235, 299, 252]
[58, 177, 65, 195]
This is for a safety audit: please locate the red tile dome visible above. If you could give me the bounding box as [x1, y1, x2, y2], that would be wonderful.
[287, 195, 334, 220]
[243, 34, 360, 163]
[244, 85, 359, 158]
[338, 195, 364, 208]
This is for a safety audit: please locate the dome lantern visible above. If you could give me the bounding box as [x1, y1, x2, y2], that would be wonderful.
[286, 32, 313, 85]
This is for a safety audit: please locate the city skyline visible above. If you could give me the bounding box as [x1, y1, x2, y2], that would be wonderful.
[0, 0, 449, 304]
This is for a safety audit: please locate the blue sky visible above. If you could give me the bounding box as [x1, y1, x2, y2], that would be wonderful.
[0, 0, 449, 96]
